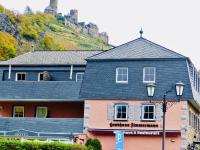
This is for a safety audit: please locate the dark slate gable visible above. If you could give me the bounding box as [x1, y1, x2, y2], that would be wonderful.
[88, 38, 187, 60]
[0, 50, 102, 65]
[80, 59, 193, 101]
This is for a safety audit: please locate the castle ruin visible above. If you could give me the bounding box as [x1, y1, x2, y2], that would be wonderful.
[44, 0, 109, 44]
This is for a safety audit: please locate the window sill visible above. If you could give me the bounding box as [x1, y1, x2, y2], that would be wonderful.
[141, 119, 156, 122]
[113, 119, 128, 122]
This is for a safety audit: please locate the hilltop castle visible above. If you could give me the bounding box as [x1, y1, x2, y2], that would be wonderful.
[44, 0, 109, 44]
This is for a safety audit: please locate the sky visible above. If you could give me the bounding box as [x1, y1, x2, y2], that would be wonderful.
[0, 0, 200, 69]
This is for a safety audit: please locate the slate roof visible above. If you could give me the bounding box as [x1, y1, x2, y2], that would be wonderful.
[88, 38, 187, 60]
[0, 81, 82, 101]
[0, 50, 102, 65]
[0, 118, 83, 134]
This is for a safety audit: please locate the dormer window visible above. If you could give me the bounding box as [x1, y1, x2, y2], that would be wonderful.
[143, 67, 156, 83]
[116, 67, 128, 83]
[16, 72, 26, 81]
[76, 73, 84, 82]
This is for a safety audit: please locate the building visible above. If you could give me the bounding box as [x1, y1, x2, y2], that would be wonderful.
[0, 50, 102, 143]
[79, 37, 200, 150]
[44, 0, 58, 14]
[0, 35, 199, 149]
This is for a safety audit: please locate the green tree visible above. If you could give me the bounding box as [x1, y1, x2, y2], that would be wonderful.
[41, 35, 53, 50]
[85, 138, 102, 150]
[24, 6, 33, 15]
[0, 5, 5, 13]
[0, 32, 17, 60]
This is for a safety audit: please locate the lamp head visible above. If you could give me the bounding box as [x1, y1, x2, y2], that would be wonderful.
[146, 83, 156, 97]
[176, 81, 184, 98]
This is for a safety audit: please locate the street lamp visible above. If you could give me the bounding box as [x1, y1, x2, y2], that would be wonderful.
[146, 81, 184, 150]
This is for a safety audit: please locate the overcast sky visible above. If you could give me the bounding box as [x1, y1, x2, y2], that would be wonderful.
[0, 0, 200, 69]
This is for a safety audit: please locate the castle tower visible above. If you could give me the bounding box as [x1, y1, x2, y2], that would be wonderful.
[50, 0, 58, 13]
[70, 9, 78, 24]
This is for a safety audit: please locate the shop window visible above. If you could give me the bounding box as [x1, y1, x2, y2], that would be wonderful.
[76, 73, 84, 82]
[143, 67, 156, 83]
[13, 106, 24, 117]
[15, 72, 26, 81]
[116, 67, 128, 83]
[36, 107, 48, 118]
[114, 104, 128, 120]
[142, 105, 155, 121]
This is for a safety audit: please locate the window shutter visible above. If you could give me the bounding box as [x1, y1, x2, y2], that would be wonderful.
[134, 104, 141, 120]
[128, 104, 134, 120]
[155, 103, 162, 121]
[107, 103, 114, 120]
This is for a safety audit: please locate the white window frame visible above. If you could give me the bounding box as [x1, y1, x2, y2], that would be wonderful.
[76, 72, 84, 82]
[13, 106, 24, 117]
[36, 106, 48, 118]
[15, 72, 26, 81]
[114, 104, 128, 121]
[143, 67, 156, 83]
[142, 105, 156, 121]
[38, 72, 44, 81]
[116, 67, 128, 83]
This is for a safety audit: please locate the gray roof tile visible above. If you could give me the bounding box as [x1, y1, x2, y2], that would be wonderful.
[0, 50, 102, 65]
[88, 38, 187, 60]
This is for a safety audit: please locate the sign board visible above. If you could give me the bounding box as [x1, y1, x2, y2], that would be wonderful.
[115, 131, 124, 150]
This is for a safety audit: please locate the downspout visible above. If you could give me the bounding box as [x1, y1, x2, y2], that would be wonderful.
[70, 65, 73, 79]
[8, 64, 12, 79]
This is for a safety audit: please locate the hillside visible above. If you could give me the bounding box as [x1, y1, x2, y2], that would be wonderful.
[0, 5, 111, 61]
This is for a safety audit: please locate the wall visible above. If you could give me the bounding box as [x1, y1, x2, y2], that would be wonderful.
[84, 100, 185, 150]
[0, 102, 84, 118]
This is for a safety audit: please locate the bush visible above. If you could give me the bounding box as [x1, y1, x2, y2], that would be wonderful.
[0, 140, 85, 150]
[0, 32, 17, 60]
[0, 5, 4, 13]
[85, 139, 102, 150]
[49, 24, 62, 32]
[40, 35, 65, 50]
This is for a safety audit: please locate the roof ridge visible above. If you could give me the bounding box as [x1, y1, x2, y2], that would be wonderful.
[33, 50, 104, 52]
[87, 38, 142, 59]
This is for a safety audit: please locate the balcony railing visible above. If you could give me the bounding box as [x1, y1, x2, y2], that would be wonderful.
[0, 117, 83, 138]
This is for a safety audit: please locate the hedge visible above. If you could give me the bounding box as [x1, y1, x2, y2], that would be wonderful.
[0, 140, 87, 150]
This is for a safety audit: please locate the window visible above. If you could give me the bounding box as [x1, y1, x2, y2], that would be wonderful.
[116, 67, 128, 83]
[143, 67, 156, 83]
[38, 73, 44, 81]
[142, 105, 155, 121]
[76, 73, 84, 82]
[16, 72, 26, 81]
[13, 106, 24, 117]
[114, 104, 128, 120]
[36, 107, 48, 118]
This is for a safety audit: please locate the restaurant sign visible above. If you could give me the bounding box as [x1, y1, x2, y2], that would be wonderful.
[110, 122, 159, 128]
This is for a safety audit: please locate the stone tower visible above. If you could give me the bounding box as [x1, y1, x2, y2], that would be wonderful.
[70, 9, 78, 24]
[50, 0, 58, 13]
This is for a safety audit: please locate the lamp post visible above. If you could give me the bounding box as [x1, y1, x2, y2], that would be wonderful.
[146, 81, 184, 150]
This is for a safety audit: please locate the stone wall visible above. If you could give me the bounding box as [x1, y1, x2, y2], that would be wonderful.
[0, 13, 18, 36]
